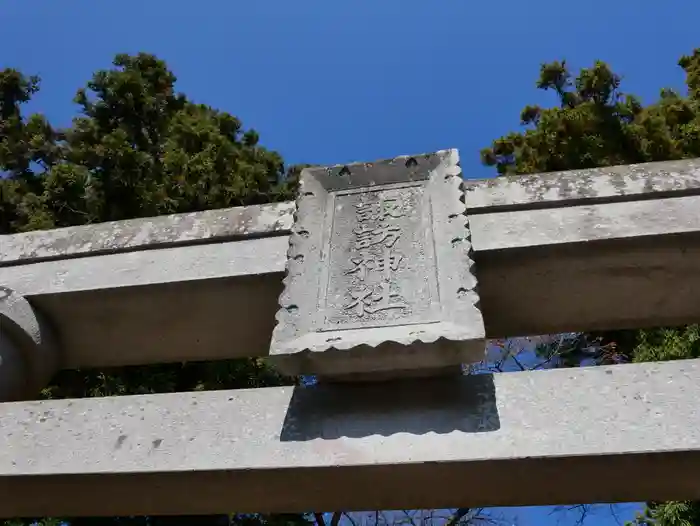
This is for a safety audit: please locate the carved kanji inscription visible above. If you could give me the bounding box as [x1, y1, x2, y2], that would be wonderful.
[322, 185, 439, 329]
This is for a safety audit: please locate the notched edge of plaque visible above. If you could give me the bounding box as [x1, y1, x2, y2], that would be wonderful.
[433, 149, 484, 337]
[269, 149, 486, 376]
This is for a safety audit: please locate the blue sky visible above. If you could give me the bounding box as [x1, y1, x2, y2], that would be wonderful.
[3, 1, 698, 524]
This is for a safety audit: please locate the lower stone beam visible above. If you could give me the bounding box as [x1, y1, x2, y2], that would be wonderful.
[1, 359, 699, 517]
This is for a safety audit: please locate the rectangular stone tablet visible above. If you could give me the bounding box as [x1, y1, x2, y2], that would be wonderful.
[269, 149, 485, 379]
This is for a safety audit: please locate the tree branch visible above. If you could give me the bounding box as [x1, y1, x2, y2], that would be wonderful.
[445, 508, 471, 526]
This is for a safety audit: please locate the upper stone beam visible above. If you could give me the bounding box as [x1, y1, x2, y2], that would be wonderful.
[1, 158, 699, 267]
[464, 157, 700, 212]
[0, 202, 295, 268]
[0, 157, 699, 374]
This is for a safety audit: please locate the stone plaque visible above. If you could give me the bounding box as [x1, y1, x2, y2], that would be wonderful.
[269, 149, 485, 378]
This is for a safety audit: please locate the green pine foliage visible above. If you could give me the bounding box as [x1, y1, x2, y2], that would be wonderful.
[481, 49, 700, 175]
[0, 52, 298, 235]
[633, 501, 700, 526]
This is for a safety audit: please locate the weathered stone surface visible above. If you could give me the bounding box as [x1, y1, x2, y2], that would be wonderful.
[0, 238, 288, 368]
[0, 157, 699, 370]
[0, 287, 59, 401]
[464, 157, 700, 211]
[470, 194, 700, 252]
[2, 157, 697, 266]
[270, 149, 486, 377]
[2, 360, 700, 516]
[0, 202, 294, 267]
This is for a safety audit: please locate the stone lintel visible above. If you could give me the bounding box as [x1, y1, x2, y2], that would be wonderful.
[1, 157, 699, 266]
[0, 202, 295, 268]
[1, 360, 699, 516]
[464, 157, 700, 212]
[0, 158, 699, 371]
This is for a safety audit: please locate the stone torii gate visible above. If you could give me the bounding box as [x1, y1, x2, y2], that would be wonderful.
[1, 150, 700, 518]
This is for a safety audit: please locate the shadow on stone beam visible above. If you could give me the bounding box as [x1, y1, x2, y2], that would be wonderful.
[279, 373, 499, 440]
